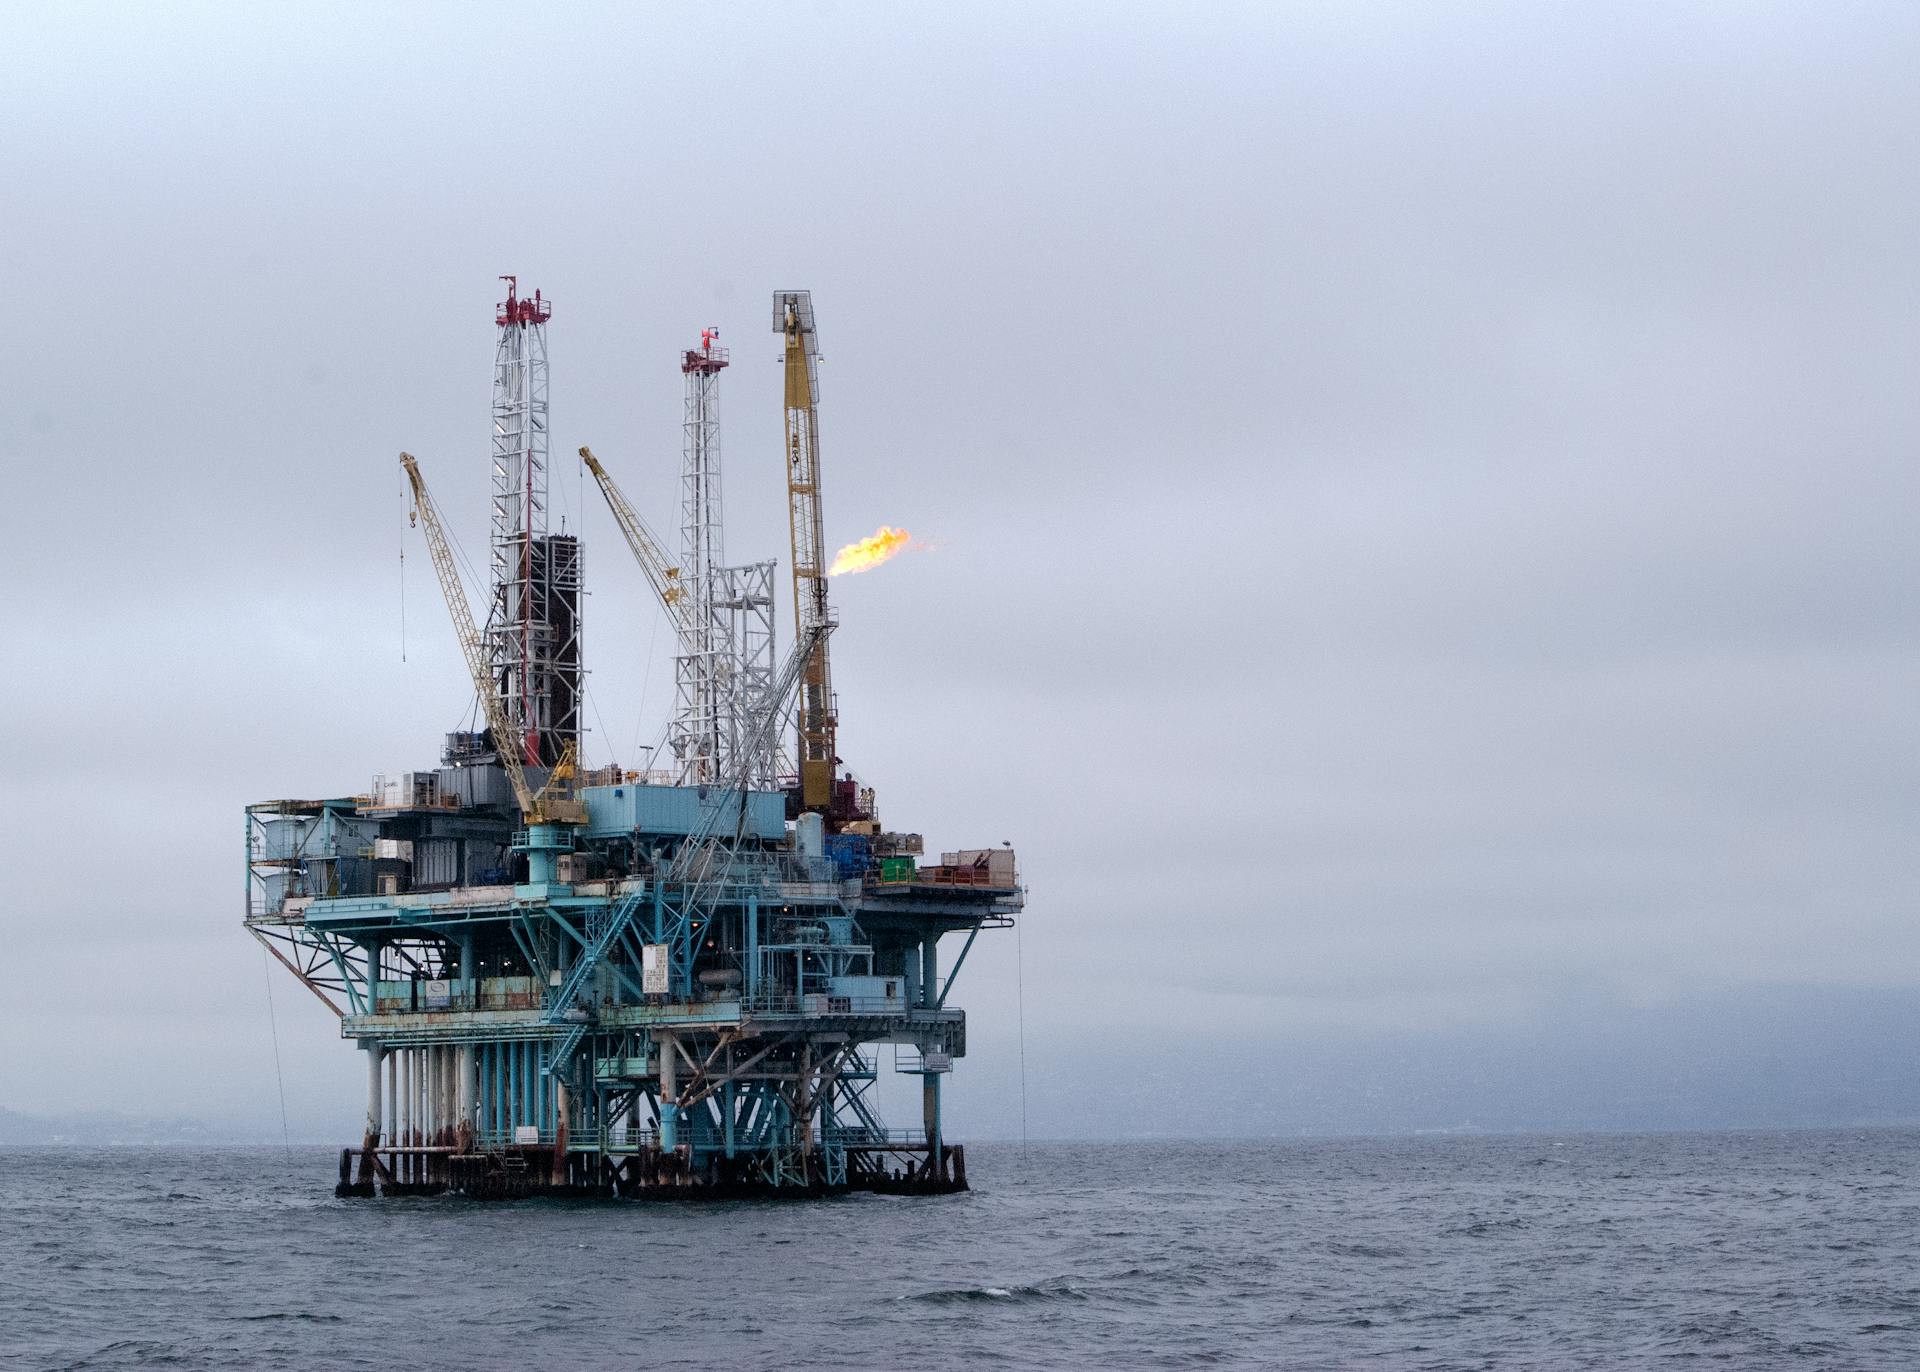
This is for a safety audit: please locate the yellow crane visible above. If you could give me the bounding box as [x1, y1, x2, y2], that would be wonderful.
[578, 446, 694, 634]
[400, 451, 585, 827]
[775, 291, 838, 814]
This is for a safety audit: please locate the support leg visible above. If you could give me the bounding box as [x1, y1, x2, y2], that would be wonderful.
[356, 1041, 383, 1187]
[552, 1080, 571, 1187]
[658, 1031, 678, 1181]
[923, 1071, 943, 1182]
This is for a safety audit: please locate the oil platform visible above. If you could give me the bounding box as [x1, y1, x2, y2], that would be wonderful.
[246, 282, 1022, 1198]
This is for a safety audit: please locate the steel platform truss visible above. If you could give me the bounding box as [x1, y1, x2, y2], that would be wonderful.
[249, 836, 1004, 1197]
[710, 560, 779, 788]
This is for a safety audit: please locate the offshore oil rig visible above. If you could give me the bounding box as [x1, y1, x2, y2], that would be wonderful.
[246, 282, 1022, 1198]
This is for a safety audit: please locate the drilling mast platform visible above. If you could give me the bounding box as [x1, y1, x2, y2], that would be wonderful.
[246, 284, 1022, 1198]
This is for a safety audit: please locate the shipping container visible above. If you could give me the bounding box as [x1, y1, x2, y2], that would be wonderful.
[878, 856, 917, 883]
[823, 833, 873, 879]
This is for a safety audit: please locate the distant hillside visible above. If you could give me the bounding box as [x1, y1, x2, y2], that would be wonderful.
[0, 1108, 235, 1146]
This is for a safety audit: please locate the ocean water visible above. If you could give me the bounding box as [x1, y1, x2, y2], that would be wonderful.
[2, 1131, 1916, 1370]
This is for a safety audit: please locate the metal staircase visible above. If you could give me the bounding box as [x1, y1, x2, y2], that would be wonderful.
[540, 623, 830, 1084]
[541, 886, 641, 1078]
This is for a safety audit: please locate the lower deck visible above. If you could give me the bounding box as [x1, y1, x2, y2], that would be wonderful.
[336, 1135, 967, 1199]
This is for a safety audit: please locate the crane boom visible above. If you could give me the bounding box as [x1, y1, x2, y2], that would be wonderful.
[774, 291, 837, 812]
[579, 446, 691, 633]
[400, 451, 539, 819]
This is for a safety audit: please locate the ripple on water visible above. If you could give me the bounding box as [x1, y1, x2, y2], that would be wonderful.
[4, 1135, 1920, 1370]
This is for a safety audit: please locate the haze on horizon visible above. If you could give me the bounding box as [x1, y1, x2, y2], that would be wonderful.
[1, 2, 1915, 1142]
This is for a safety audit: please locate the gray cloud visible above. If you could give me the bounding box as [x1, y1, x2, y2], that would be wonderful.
[2, 2, 1915, 1137]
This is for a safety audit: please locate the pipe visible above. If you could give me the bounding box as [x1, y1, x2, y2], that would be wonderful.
[364, 937, 381, 1018]
[403, 1048, 415, 1181]
[457, 1044, 475, 1151]
[659, 1030, 678, 1156]
[745, 894, 758, 1003]
[459, 934, 476, 1009]
[796, 1041, 813, 1166]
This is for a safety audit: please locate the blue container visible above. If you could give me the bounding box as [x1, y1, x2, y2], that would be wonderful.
[823, 833, 872, 878]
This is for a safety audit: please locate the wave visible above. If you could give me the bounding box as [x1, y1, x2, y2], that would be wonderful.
[906, 1279, 1089, 1305]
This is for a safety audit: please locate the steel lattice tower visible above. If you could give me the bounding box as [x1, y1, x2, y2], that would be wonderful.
[671, 331, 729, 783]
[711, 558, 780, 787]
[486, 277, 579, 769]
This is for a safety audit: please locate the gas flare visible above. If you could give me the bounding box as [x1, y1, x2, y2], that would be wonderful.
[828, 525, 912, 576]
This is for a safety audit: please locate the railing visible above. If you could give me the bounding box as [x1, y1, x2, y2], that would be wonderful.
[825, 1126, 931, 1147]
[354, 985, 967, 1020]
[743, 993, 915, 1016]
[450, 1123, 933, 1154]
[906, 866, 1019, 889]
[472, 1128, 558, 1150]
[580, 767, 679, 788]
[379, 981, 538, 1015]
[357, 777, 461, 813]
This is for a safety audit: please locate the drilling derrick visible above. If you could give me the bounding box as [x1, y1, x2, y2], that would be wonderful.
[586, 329, 779, 791]
[775, 291, 839, 815]
[671, 331, 730, 784]
[681, 327, 781, 790]
[487, 277, 580, 768]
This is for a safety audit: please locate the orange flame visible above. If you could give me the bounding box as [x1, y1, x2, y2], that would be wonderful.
[828, 525, 912, 576]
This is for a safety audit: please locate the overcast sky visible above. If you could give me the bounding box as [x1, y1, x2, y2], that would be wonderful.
[2, 3, 1915, 1140]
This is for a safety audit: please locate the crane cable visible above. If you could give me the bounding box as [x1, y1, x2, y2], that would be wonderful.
[628, 608, 663, 768]
[399, 457, 408, 663]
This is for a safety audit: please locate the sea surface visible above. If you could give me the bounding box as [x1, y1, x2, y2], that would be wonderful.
[2, 1131, 1917, 1370]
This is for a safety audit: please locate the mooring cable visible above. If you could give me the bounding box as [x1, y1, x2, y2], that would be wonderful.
[1016, 913, 1029, 1168]
[261, 943, 295, 1167]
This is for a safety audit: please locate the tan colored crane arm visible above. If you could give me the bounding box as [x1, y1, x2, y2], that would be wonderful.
[399, 451, 537, 819]
[776, 292, 837, 811]
[578, 446, 693, 635]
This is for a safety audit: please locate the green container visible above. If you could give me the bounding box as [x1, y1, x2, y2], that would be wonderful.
[879, 856, 917, 883]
